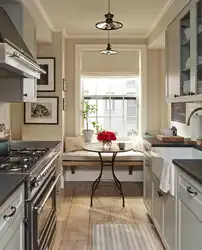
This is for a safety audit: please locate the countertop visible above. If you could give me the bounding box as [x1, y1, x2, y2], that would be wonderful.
[0, 174, 25, 207]
[173, 159, 202, 185]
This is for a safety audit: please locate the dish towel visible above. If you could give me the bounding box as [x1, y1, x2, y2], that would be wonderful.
[159, 159, 175, 196]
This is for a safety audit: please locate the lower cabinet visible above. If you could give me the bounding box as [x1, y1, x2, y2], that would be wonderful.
[143, 155, 152, 213]
[177, 171, 202, 250]
[152, 181, 163, 232]
[0, 210, 24, 250]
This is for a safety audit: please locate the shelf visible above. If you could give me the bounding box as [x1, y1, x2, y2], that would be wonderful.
[166, 94, 202, 103]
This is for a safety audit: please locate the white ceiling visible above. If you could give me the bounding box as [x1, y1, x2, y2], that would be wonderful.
[38, 0, 170, 38]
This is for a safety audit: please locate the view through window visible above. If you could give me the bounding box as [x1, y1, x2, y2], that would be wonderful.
[82, 76, 139, 137]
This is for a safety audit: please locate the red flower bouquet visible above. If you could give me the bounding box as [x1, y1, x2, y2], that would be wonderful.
[97, 131, 116, 148]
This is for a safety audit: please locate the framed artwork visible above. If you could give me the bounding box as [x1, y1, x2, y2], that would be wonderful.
[37, 57, 56, 92]
[24, 96, 59, 124]
[63, 78, 67, 92]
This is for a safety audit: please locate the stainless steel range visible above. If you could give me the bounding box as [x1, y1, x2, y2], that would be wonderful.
[0, 142, 62, 250]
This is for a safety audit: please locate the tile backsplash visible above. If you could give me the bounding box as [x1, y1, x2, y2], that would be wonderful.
[0, 103, 10, 129]
[170, 102, 202, 138]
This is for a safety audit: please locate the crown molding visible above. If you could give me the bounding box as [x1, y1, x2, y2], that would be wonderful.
[146, 0, 174, 37]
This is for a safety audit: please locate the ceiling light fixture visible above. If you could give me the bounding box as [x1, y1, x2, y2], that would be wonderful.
[95, 0, 123, 31]
[100, 31, 118, 55]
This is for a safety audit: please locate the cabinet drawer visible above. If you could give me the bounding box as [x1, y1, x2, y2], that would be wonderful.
[0, 184, 24, 240]
[179, 175, 202, 222]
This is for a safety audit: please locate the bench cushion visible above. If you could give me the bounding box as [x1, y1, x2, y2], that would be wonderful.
[63, 150, 144, 162]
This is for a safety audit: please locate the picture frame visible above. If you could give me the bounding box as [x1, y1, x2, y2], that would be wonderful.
[63, 78, 67, 92]
[24, 96, 59, 125]
[37, 57, 56, 92]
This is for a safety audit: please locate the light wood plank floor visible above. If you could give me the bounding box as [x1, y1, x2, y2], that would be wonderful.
[51, 182, 164, 250]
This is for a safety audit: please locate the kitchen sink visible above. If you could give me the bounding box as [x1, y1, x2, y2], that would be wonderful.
[153, 147, 202, 161]
[151, 147, 202, 181]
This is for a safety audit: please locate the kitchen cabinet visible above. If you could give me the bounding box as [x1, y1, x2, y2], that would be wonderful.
[166, 0, 202, 102]
[177, 170, 202, 250]
[0, 184, 24, 250]
[152, 180, 163, 232]
[0, 79, 37, 103]
[143, 154, 152, 213]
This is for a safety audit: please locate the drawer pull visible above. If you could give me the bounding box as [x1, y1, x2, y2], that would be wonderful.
[187, 187, 198, 196]
[3, 206, 16, 219]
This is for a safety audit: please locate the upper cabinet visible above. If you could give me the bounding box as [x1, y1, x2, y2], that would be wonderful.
[166, 0, 202, 102]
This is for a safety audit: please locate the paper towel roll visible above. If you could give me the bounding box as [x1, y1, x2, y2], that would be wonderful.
[191, 115, 202, 140]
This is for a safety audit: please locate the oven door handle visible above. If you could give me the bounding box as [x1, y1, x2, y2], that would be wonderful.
[34, 173, 61, 213]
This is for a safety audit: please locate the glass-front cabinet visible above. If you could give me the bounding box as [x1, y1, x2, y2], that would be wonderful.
[166, 0, 202, 102]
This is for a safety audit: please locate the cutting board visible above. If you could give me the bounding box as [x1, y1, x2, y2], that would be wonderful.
[157, 134, 184, 142]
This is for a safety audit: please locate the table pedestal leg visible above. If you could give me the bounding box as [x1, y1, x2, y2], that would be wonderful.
[90, 152, 125, 207]
[112, 153, 125, 207]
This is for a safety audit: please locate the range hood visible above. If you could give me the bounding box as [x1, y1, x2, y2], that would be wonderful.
[0, 5, 45, 79]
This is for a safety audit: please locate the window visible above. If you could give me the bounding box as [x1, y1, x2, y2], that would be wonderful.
[82, 76, 138, 136]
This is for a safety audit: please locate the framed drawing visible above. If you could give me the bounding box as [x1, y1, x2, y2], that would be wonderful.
[24, 96, 59, 124]
[63, 78, 67, 92]
[37, 57, 56, 92]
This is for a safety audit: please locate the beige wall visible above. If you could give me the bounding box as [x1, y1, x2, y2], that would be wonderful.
[146, 49, 168, 135]
[22, 32, 65, 141]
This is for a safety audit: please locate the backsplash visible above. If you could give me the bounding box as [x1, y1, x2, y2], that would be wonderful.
[170, 102, 202, 138]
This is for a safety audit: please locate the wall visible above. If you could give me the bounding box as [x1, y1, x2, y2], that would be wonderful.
[22, 32, 65, 141]
[0, 104, 10, 129]
[147, 49, 168, 135]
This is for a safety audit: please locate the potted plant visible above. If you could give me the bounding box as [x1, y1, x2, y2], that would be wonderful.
[91, 121, 103, 135]
[82, 101, 97, 142]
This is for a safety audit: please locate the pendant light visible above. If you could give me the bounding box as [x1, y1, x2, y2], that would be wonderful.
[95, 0, 123, 30]
[101, 31, 118, 55]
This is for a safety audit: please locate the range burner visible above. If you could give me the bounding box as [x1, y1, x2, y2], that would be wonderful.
[0, 148, 49, 172]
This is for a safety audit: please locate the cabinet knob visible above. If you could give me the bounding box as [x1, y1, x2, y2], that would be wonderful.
[187, 187, 197, 196]
[23, 93, 28, 97]
[189, 92, 195, 96]
[174, 94, 179, 98]
[157, 190, 164, 197]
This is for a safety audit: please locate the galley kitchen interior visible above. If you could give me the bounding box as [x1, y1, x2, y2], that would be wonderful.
[0, 0, 202, 250]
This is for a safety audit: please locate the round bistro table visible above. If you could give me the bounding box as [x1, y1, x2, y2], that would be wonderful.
[83, 143, 133, 207]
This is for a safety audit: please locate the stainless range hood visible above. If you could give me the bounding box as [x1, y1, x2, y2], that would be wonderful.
[0, 5, 45, 79]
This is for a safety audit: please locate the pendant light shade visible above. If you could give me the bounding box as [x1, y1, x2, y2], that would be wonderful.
[100, 31, 118, 55]
[101, 43, 118, 55]
[95, 0, 123, 31]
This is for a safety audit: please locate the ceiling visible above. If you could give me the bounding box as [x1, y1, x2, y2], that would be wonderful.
[38, 0, 170, 38]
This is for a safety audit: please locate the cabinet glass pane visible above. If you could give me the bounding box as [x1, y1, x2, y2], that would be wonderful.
[180, 11, 191, 96]
[197, 0, 202, 94]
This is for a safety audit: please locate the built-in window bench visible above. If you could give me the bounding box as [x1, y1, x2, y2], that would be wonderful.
[62, 150, 144, 182]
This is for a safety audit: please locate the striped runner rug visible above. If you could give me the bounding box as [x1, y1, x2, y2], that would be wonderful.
[92, 224, 164, 250]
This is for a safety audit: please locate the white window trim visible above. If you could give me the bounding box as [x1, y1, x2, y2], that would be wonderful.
[75, 44, 147, 136]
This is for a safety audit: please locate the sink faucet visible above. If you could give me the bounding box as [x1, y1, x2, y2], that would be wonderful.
[187, 107, 202, 126]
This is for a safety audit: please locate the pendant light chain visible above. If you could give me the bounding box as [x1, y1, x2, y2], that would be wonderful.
[108, 0, 110, 13]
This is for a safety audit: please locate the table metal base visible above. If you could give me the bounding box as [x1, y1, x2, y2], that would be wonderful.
[90, 152, 125, 207]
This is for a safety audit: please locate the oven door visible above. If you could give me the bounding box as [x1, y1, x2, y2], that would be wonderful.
[32, 173, 61, 250]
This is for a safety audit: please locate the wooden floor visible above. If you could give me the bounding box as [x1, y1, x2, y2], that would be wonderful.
[51, 182, 164, 250]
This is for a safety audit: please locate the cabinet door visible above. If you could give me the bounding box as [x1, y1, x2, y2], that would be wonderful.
[23, 79, 37, 102]
[1, 210, 24, 250]
[163, 194, 176, 250]
[178, 199, 202, 250]
[143, 162, 152, 213]
[166, 16, 181, 98]
[152, 182, 163, 232]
